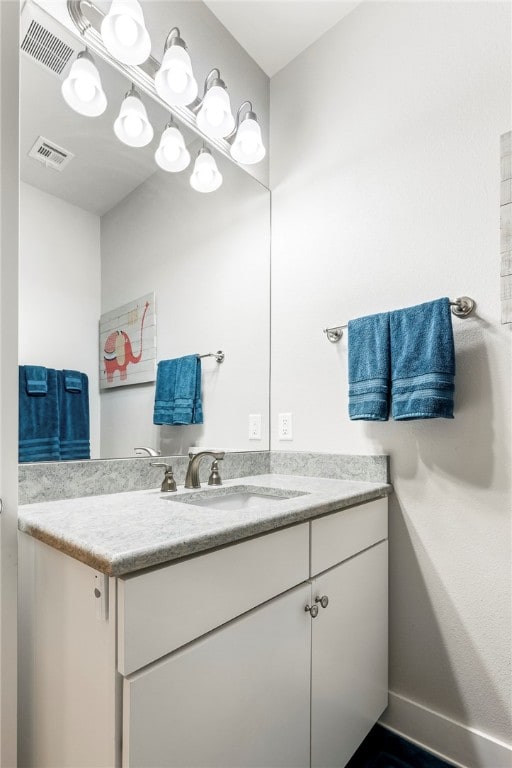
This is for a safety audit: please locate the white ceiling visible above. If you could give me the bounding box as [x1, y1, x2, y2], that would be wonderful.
[203, 0, 361, 77]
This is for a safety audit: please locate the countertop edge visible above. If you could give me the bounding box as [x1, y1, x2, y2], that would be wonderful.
[19, 481, 392, 576]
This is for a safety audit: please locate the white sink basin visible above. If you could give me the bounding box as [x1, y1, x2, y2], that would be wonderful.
[166, 485, 308, 512]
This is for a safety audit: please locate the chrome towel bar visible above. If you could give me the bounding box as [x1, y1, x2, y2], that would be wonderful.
[323, 296, 476, 343]
[197, 350, 225, 363]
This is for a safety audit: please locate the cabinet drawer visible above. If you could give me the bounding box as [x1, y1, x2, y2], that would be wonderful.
[118, 522, 309, 675]
[310, 498, 388, 576]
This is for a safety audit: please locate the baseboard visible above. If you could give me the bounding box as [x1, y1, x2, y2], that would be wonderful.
[379, 691, 512, 768]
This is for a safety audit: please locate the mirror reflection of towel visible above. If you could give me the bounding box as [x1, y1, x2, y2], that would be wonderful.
[19, 366, 90, 462]
[19, 366, 60, 462]
[153, 356, 203, 426]
[63, 369, 83, 393]
[24, 365, 48, 395]
[58, 371, 90, 459]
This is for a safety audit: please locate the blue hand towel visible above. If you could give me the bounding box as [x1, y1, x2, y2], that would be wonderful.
[24, 365, 48, 395]
[390, 298, 455, 420]
[153, 356, 204, 426]
[58, 370, 90, 459]
[348, 312, 391, 421]
[192, 359, 203, 425]
[63, 369, 83, 393]
[19, 366, 60, 462]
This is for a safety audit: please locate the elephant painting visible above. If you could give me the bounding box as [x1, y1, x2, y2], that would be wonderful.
[103, 301, 150, 383]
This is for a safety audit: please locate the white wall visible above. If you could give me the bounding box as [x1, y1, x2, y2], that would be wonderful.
[270, 1, 511, 763]
[100, 157, 270, 458]
[0, 1, 19, 762]
[19, 183, 101, 458]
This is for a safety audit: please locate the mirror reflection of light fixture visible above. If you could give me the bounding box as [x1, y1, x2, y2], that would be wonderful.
[100, 0, 151, 65]
[155, 120, 191, 172]
[195, 69, 235, 139]
[155, 28, 198, 107]
[190, 147, 223, 193]
[229, 101, 266, 165]
[61, 50, 107, 117]
[65, 4, 267, 176]
[114, 86, 154, 147]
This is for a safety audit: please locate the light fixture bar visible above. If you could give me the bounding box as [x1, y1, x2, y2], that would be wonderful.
[66, 0, 266, 184]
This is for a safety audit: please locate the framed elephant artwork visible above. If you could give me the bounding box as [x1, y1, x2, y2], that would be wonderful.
[99, 293, 156, 389]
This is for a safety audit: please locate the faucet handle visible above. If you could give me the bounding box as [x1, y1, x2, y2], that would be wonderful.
[208, 460, 223, 486]
[151, 463, 177, 492]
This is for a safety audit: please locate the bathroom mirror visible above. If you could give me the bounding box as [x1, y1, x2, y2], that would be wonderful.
[18, 0, 270, 460]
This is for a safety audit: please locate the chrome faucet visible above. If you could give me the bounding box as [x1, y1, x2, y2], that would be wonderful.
[134, 447, 161, 457]
[185, 449, 225, 489]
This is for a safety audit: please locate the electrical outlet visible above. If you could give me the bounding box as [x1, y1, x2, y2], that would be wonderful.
[278, 412, 293, 440]
[248, 413, 262, 440]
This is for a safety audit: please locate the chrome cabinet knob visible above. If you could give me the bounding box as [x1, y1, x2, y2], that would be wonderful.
[305, 604, 319, 618]
[315, 595, 329, 609]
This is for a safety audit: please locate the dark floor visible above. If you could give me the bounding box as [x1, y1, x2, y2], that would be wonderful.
[345, 725, 456, 768]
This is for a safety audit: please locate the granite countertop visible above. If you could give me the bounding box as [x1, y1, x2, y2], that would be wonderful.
[18, 474, 392, 576]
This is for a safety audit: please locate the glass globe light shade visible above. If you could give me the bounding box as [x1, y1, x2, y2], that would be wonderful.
[61, 54, 107, 117]
[101, 0, 151, 65]
[196, 85, 235, 139]
[155, 46, 198, 106]
[114, 92, 154, 147]
[155, 125, 191, 172]
[190, 150, 223, 193]
[230, 117, 266, 165]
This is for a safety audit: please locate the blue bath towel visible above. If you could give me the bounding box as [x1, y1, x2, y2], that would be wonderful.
[348, 312, 391, 421]
[19, 366, 60, 462]
[24, 365, 48, 395]
[63, 369, 83, 393]
[390, 298, 455, 420]
[153, 355, 203, 426]
[58, 370, 90, 459]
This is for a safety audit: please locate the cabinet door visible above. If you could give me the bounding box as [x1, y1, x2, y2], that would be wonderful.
[311, 541, 388, 768]
[123, 583, 311, 768]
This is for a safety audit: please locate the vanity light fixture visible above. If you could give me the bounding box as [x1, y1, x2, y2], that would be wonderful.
[100, 0, 151, 65]
[155, 28, 198, 107]
[114, 85, 154, 147]
[190, 147, 223, 193]
[195, 69, 235, 139]
[155, 119, 191, 172]
[229, 101, 266, 165]
[61, 50, 107, 117]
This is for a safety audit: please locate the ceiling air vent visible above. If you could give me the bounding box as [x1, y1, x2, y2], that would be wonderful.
[28, 137, 74, 172]
[20, 19, 74, 76]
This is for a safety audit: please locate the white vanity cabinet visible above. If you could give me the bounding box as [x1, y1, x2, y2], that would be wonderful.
[19, 495, 388, 768]
[309, 497, 389, 768]
[118, 523, 312, 768]
[311, 541, 388, 767]
[123, 583, 312, 768]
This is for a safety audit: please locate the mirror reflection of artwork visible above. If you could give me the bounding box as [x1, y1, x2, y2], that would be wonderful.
[99, 293, 156, 388]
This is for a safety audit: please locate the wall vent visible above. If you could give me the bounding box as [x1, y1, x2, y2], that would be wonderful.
[28, 137, 74, 172]
[20, 19, 74, 76]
